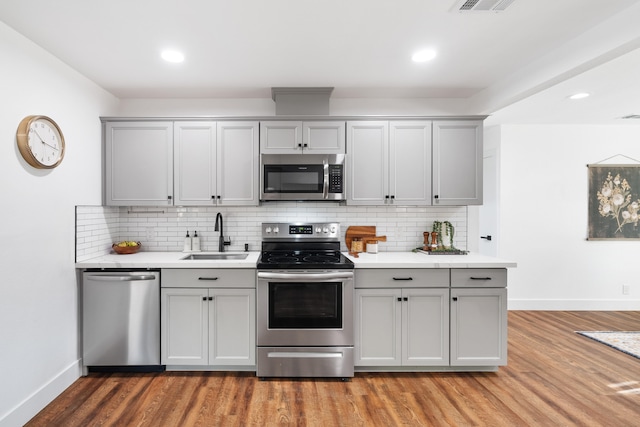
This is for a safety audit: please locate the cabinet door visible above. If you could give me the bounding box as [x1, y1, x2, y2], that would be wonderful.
[432, 120, 483, 205]
[209, 288, 256, 366]
[173, 121, 217, 206]
[355, 288, 401, 366]
[389, 121, 432, 205]
[303, 121, 346, 153]
[402, 288, 449, 366]
[161, 288, 208, 365]
[347, 121, 389, 205]
[259, 121, 302, 153]
[450, 287, 507, 366]
[105, 121, 173, 206]
[217, 121, 259, 206]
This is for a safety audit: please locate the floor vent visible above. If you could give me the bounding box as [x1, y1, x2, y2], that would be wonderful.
[455, 0, 517, 12]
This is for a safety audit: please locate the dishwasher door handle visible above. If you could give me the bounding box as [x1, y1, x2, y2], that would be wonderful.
[84, 274, 157, 281]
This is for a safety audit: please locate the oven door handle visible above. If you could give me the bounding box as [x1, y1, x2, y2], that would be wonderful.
[257, 271, 354, 282]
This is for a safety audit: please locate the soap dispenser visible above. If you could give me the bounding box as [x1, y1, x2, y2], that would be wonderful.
[183, 231, 192, 252]
[192, 231, 201, 252]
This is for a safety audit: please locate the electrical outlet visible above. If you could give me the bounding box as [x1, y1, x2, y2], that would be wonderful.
[622, 284, 630, 295]
[146, 227, 154, 241]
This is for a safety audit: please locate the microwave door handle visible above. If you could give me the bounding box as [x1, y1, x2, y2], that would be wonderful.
[323, 162, 329, 199]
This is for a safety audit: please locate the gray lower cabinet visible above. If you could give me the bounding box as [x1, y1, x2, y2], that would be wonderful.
[355, 268, 507, 370]
[450, 269, 508, 366]
[161, 269, 256, 367]
[354, 269, 450, 367]
[355, 287, 450, 366]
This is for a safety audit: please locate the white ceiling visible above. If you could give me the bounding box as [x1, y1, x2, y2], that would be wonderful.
[1, 0, 640, 125]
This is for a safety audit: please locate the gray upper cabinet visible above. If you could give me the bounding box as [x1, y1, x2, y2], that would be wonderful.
[432, 120, 483, 205]
[260, 121, 345, 154]
[348, 119, 483, 206]
[173, 121, 217, 206]
[347, 121, 432, 205]
[346, 121, 388, 205]
[105, 121, 174, 206]
[106, 120, 258, 207]
[216, 121, 259, 205]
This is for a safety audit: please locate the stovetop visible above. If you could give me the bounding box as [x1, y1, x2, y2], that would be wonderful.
[257, 249, 354, 270]
[257, 222, 354, 270]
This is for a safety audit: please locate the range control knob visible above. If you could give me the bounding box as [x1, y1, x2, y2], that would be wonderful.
[323, 227, 329, 234]
[330, 226, 337, 233]
[273, 226, 279, 234]
[315, 227, 322, 234]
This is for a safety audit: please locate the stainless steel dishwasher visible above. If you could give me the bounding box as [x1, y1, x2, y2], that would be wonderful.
[82, 270, 161, 371]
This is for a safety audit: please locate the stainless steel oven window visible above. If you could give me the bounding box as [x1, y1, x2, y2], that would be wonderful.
[268, 282, 342, 329]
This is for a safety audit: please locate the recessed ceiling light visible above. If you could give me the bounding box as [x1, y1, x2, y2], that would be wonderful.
[568, 92, 590, 100]
[161, 50, 185, 63]
[412, 49, 437, 63]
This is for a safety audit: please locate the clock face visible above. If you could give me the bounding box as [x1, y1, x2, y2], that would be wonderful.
[17, 115, 65, 169]
[28, 118, 63, 166]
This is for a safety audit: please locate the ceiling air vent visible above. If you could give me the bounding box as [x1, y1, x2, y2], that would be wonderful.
[455, 0, 517, 12]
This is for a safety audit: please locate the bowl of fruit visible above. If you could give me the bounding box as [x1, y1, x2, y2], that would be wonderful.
[112, 241, 142, 254]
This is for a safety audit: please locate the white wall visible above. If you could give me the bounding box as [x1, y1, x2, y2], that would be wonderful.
[497, 124, 640, 310]
[0, 22, 118, 426]
[116, 97, 470, 117]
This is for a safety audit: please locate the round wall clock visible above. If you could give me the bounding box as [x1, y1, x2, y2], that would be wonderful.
[16, 115, 66, 169]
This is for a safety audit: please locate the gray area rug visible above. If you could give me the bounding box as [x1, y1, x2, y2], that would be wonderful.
[577, 331, 640, 359]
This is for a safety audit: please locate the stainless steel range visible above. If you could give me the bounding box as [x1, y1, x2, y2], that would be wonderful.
[256, 222, 355, 379]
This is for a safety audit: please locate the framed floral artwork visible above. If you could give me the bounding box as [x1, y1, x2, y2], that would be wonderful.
[588, 165, 640, 240]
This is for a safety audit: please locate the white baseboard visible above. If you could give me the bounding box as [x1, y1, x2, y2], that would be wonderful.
[0, 360, 81, 427]
[508, 299, 640, 310]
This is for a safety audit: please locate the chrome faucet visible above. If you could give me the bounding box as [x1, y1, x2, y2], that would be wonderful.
[214, 212, 230, 252]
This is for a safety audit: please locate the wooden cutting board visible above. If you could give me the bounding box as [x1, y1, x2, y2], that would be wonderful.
[345, 226, 376, 252]
[345, 225, 387, 254]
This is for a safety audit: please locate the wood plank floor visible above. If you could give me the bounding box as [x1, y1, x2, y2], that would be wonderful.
[26, 311, 640, 426]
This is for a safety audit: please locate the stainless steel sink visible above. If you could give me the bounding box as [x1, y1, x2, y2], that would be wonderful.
[181, 253, 249, 260]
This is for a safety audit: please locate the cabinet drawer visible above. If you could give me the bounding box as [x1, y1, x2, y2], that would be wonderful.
[355, 269, 449, 288]
[450, 269, 506, 288]
[161, 268, 255, 288]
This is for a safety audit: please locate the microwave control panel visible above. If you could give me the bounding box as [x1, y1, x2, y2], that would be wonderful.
[328, 164, 343, 193]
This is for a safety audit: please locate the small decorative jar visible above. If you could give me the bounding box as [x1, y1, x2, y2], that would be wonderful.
[367, 240, 379, 254]
[351, 238, 363, 253]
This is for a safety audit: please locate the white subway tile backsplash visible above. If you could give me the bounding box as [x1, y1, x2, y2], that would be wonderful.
[75, 203, 468, 260]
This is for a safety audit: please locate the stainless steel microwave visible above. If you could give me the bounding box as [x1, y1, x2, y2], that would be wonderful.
[260, 154, 346, 201]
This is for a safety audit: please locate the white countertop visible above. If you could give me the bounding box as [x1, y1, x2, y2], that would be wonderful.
[76, 250, 515, 269]
[344, 251, 517, 269]
[75, 251, 260, 269]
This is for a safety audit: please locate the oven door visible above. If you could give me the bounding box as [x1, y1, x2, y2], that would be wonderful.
[257, 271, 354, 347]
